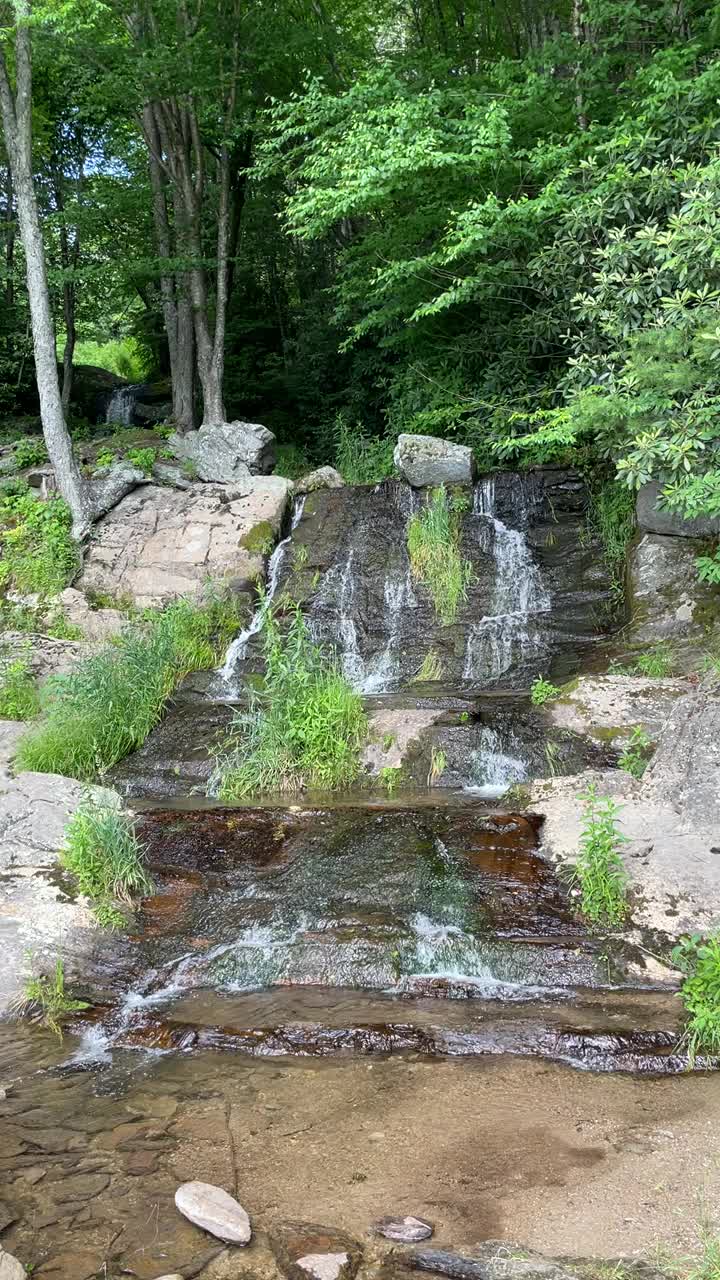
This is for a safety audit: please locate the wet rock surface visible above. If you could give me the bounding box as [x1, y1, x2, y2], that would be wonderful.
[374, 1216, 434, 1243]
[79, 477, 291, 607]
[271, 1222, 361, 1280]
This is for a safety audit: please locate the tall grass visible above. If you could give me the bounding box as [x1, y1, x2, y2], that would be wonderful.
[571, 784, 629, 926]
[62, 800, 153, 927]
[407, 484, 472, 625]
[211, 602, 366, 798]
[334, 418, 395, 485]
[15, 594, 243, 779]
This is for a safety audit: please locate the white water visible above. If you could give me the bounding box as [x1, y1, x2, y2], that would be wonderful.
[464, 725, 528, 800]
[217, 496, 306, 691]
[463, 477, 552, 683]
[105, 386, 138, 425]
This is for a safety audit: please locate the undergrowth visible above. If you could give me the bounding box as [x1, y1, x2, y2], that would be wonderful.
[0, 650, 39, 719]
[22, 958, 89, 1038]
[0, 491, 78, 594]
[211, 601, 366, 798]
[15, 592, 243, 779]
[618, 726, 653, 779]
[407, 485, 472, 625]
[571, 784, 629, 926]
[334, 418, 394, 485]
[62, 800, 153, 927]
[671, 933, 720, 1066]
[585, 473, 636, 581]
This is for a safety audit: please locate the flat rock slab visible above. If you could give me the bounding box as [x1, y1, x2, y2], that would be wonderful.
[174, 1181, 251, 1244]
[373, 1215, 434, 1243]
[79, 478, 291, 607]
[271, 1222, 362, 1280]
[547, 675, 687, 742]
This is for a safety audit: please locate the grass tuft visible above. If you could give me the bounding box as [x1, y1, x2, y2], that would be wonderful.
[571, 784, 629, 926]
[0, 649, 39, 720]
[15, 592, 243, 780]
[211, 602, 366, 798]
[21, 958, 89, 1038]
[413, 649, 444, 682]
[407, 485, 473, 625]
[62, 800, 153, 926]
[618, 725, 653, 778]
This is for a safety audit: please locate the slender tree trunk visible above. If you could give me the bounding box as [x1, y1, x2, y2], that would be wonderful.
[572, 0, 588, 130]
[0, 5, 91, 536]
[4, 168, 14, 308]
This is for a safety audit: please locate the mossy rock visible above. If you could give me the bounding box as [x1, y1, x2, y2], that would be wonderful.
[239, 521, 276, 556]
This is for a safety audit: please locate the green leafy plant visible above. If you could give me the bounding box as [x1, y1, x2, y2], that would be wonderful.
[21, 958, 88, 1038]
[379, 764, 402, 796]
[210, 601, 366, 798]
[94, 447, 117, 469]
[0, 492, 78, 595]
[61, 800, 153, 927]
[15, 593, 243, 779]
[13, 436, 48, 469]
[530, 675, 561, 705]
[381, 732, 395, 751]
[618, 726, 653, 779]
[428, 746, 447, 785]
[0, 652, 39, 720]
[631, 645, 675, 678]
[696, 547, 720, 584]
[126, 446, 158, 475]
[407, 485, 472, 625]
[671, 933, 720, 1066]
[275, 442, 312, 479]
[571, 785, 629, 927]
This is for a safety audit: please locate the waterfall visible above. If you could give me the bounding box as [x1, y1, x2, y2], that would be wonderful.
[315, 546, 417, 693]
[105, 385, 138, 426]
[216, 496, 306, 691]
[463, 476, 551, 683]
[464, 724, 528, 799]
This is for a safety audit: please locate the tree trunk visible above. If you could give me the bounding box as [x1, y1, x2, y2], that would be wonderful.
[4, 168, 14, 308]
[0, 3, 91, 537]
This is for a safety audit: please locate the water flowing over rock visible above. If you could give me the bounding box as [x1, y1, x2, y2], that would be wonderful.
[394, 433, 476, 487]
[105, 384, 139, 426]
[174, 1181, 251, 1244]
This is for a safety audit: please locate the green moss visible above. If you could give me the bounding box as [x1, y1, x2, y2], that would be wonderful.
[240, 521, 276, 556]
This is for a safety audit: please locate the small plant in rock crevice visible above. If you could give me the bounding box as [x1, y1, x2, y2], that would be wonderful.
[407, 485, 473, 626]
[379, 764, 402, 795]
[671, 933, 720, 1066]
[530, 675, 561, 705]
[611, 643, 676, 679]
[20, 958, 89, 1038]
[618, 726, 653, 779]
[61, 800, 153, 927]
[413, 649, 444, 682]
[428, 746, 447, 786]
[210, 601, 366, 798]
[571, 784, 629, 927]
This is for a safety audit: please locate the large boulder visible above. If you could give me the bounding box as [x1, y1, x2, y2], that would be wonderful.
[393, 433, 475, 488]
[627, 533, 720, 648]
[637, 481, 720, 538]
[172, 420, 276, 482]
[78, 477, 292, 608]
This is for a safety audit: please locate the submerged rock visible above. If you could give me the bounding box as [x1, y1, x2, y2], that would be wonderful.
[407, 1242, 576, 1280]
[174, 1180, 251, 1244]
[394, 433, 475, 488]
[295, 465, 344, 494]
[171, 419, 276, 481]
[373, 1215, 434, 1243]
[271, 1221, 362, 1280]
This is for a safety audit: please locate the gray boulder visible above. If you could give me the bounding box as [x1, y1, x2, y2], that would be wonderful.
[637, 481, 720, 538]
[172, 420, 276, 483]
[295, 466, 344, 495]
[89, 462, 147, 521]
[174, 1181, 251, 1244]
[627, 533, 720, 649]
[394, 433, 475, 488]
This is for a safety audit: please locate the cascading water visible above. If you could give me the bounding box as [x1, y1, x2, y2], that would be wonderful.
[464, 725, 529, 800]
[105, 385, 139, 426]
[463, 476, 552, 684]
[216, 496, 306, 693]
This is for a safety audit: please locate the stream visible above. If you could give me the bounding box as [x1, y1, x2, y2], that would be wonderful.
[3, 468, 718, 1279]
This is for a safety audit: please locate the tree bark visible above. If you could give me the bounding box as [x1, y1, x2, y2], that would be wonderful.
[4, 168, 14, 308]
[0, 0, 91, 537]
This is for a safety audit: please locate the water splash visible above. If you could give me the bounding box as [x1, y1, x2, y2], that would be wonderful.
[216, 496, 306, 693]
[464, 725, 528, 800]
[463, 476, 551, 684]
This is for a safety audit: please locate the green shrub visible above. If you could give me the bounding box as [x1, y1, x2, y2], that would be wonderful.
[0, 492, 78, 595]
[0, 653, 39, 720]
[696, 546, 720, 584]
[379, 764, 402, 795]
[585, 474, 636, 577]
[126, 446, 158, 475]
[211, 602, 366, 798]
[22, 958, 88, 1038]
[13, 436, 48, 469]
[530, 675, 561, 705]
[275, 442, 312, 479]
[671, 933, 720, 1066]
[73, 337, 148, 382]
[94, 447, 117, 469]
[15, 593, 243, 779]
[618, 726, 653, 779]
[571, 784, 629, 926]
[334, 418, 394, 485]
[407, 485, 472, 625]
[62, 800, 153, 927]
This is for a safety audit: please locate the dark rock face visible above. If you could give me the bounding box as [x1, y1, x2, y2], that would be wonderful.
[636, 481, 720, 538]
[627, 533, 720, 647]
[407, 1243, 577, 1280]
[265, 469, 612, 694]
